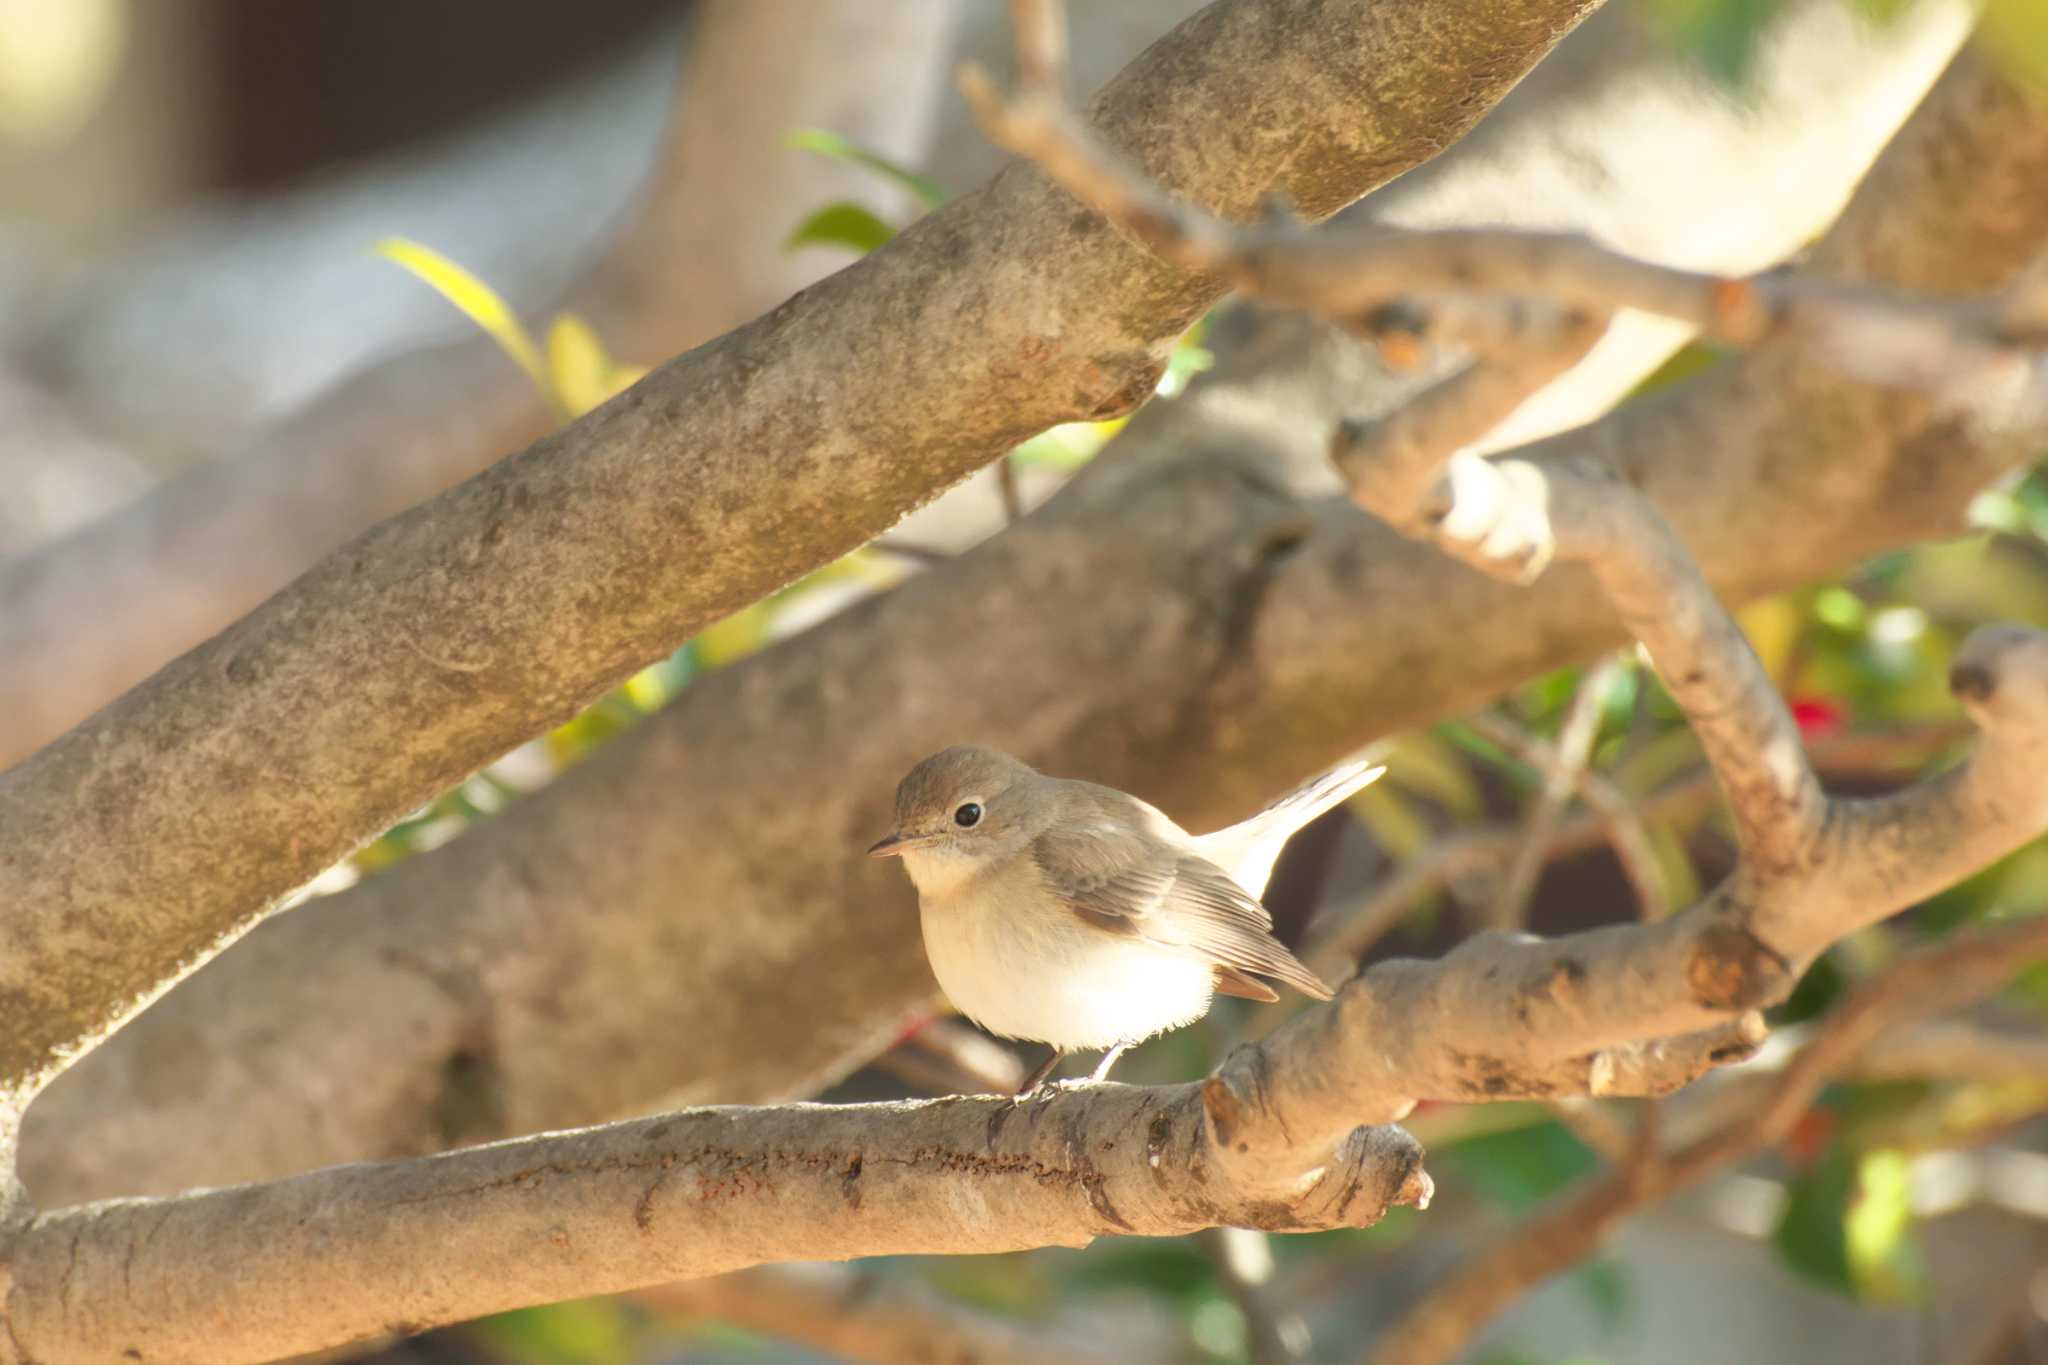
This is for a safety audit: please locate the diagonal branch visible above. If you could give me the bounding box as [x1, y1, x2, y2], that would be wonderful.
[0, 1, 960, 773]
[0, 0, 1609, 1111]
[0, 1058, 1433, 1364]
[963, 28, 2046, 416]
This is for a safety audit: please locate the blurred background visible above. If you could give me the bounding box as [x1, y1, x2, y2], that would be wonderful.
[3, 1, 2045, 1362]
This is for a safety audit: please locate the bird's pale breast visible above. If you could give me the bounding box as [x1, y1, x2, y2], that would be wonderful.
[914, 857, 1216, 1051]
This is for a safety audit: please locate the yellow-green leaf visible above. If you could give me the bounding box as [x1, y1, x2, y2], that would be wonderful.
[786, 201, 897, 256]
[545, 313, 615, 419]
[1382, 731, 1485, 820]
[784, 128, 948, 209]
[1737, 594, 1802, 684]
[375, 236, 565, 420]
[1350, 782, 1433, 859]
[694, 603, 775, 669]
[1980, 0, 2048, 94]
[1845, 1150, 1928, 1302]
[601, 362, 649, 405]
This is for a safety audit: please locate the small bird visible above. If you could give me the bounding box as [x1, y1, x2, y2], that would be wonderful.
[868, 745, 1384, 1093]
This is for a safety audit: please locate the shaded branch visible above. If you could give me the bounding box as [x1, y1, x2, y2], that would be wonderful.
[1290, 724, 1959, 997]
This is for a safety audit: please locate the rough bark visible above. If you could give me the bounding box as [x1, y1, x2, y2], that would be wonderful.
[4, 590, 2045, 1359]
[21, 38, 2048, 1209]
[0, 1081, 1429, 1365]
[0, 0, 1608, 1112]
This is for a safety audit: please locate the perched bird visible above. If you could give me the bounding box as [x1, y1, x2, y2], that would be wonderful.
[868, 745, 1383, 1093]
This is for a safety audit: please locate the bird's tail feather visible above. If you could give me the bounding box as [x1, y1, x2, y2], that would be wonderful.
[1197, 756, 1384, 897]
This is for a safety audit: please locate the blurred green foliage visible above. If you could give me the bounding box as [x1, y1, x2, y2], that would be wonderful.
[1642, 0, 2047, 96]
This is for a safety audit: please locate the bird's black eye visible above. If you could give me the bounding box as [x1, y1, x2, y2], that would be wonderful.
[954, 802, 983, 828]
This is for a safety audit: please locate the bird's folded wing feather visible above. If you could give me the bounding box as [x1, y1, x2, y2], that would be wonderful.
[1031, 825, 1332, 1001]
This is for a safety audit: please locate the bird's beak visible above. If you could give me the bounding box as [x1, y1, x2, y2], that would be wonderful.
[867, 831, 935, 858]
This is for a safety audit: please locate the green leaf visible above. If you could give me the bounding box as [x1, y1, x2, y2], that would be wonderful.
[374, 237, 565, 421]
[544, 313, 613, 419]
[785, 200, 898, 256]
[1068, 1241, 1217, 1299]
[1350, 780, 1434, 860]
[474, 1301, 640, 1365]
[1441, 1119, 1601, 1214]
[1775, 1142, 1855, 1293]
[1382, 731, 1485, 820]
[1626, 338, 1730, 398]
[1572, 1258, 1632, 1335]
[785, 127, 948, 209]
[1847, 0, 1919, 22]
[1844, 1150, 1929, 1302]
[1773, 951, 1846, 1026]
[1643, 0, 1788, 89]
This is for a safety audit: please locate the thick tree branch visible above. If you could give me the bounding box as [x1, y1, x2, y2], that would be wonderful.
[21, 13, 2046, 1210]
[0, 0, 1606, 1109]
[965, 8, 2044, 410]
[0, 1, 960, 772]
[7, 618, 2042, 1360]
[0, 1069, 1432, 1364]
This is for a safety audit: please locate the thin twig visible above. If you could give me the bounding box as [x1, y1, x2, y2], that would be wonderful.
[1199, 1228, 1309, 1364]
[872, 1017, 1027, 1095]
[996, 453, 1026, 525]
[1482, 657, 1625, 930]
[642, 1261, 1112, 1365]
[870, 537, 958, 566]
[1469, 704, 1675, 920]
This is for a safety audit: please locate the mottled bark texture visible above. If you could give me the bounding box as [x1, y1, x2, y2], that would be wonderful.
[21, 36, 2048, 1211]
[0, 1080, 1430, 1363]
[0, 0, 1605, 1108]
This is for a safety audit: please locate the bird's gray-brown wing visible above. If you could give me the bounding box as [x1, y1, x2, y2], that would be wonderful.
[1031, 822, 1333, 1002]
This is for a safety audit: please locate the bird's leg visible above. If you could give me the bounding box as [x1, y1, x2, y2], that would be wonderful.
[1017, 1048, 1066, 1097]
[1088, 1041, 1132, 1084]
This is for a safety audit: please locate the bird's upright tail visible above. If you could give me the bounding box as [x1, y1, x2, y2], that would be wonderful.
[1196, 756, 1385, 898]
